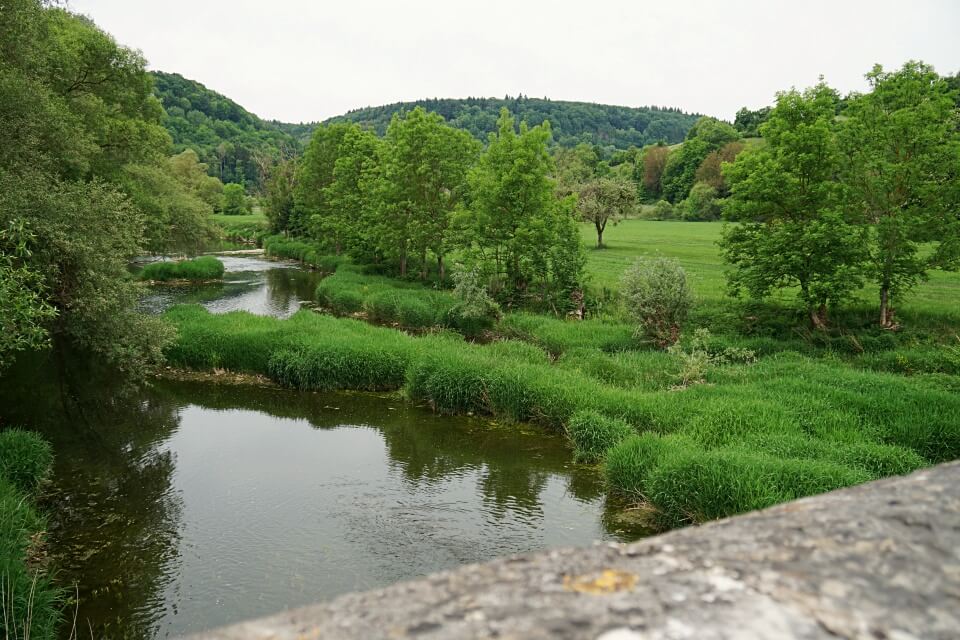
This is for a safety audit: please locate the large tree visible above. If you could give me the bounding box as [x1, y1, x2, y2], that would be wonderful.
[720, 83, 866, 328]
[454, 109, 585, 308]
[839, 62, 960, 328]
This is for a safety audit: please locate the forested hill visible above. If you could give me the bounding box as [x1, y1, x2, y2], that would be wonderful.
[151, 71, 302, 187]
[325, 97, 702, 149]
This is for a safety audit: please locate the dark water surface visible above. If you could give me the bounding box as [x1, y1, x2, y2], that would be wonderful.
[0, 257, 647, 638]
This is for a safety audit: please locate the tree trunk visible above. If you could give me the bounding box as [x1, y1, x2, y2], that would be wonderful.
[420, 248, 428, 280]
[596, 218, 606, 249]
[810, 304, 828, 331]
[438, 255, 445, 282]
[399, 251, 407, 277]
[879, 284, 895, 328]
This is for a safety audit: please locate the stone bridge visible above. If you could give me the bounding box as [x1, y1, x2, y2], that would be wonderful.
[187, 461, 960, 639]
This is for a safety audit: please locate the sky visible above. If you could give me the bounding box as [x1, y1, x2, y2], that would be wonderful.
[67, 0, 960, 124]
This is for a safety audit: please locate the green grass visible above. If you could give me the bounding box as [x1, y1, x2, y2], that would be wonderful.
[164, 304, 959, 528]
[0, 429, 59, 640]
[140, 256, 225, 281]
[262, 235, 347, 273]
[580, 219, 960, 327]
[211, 212, 269, 243]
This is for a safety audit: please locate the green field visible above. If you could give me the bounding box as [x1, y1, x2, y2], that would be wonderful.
[580, 220, 960, 326]
[211, 212, 268, 228]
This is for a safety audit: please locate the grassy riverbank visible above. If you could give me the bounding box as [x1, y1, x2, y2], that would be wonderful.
[0, 429, 59, 639]
[140, 256, 225, 282]
[163, 302, 959, 528]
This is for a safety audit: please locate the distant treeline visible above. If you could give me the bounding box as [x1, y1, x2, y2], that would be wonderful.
[326, 96, 701, 150]
[152, 71, 302, 189]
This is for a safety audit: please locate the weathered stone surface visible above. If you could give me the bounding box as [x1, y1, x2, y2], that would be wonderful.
[186, 462, 960, 640]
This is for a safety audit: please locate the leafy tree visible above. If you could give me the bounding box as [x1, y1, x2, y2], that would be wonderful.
[325, 125, 380, 258]
[694, 141, 745, 196]
[679, 182, 722, 221]
[264, 158, 297, 234]
[721, 83, 866, 328]
[661, 117, 740, 203]
[454, 109, 584, 308]
[577, 176, 636, 247]
[553, 143, 601, 197]
[221, 183, 249, 215]
[640, 144, 670, 201]
[733, 106, 772, 137]
[0, 2, 193, 372]
[838, 62, 960, 327]
[372, 108, 480, 278]
[293, 122, 353, 239]
[0, 222, 56, 368]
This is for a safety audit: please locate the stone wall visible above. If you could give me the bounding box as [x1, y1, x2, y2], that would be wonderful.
[187, 461, 960, 639]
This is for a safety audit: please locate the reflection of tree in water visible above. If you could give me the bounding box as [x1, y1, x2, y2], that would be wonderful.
[0, 352, 185, 640]
[264, 267, 321, 313]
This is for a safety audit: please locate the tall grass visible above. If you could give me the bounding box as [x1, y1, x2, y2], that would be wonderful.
[0, 430, 59, 640]
[262, 235, 346, 273]
[164, 305, 960, 530]
[140, 256, 224, 281]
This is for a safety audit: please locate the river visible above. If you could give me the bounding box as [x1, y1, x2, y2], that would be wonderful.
[0, 255, 646, 638]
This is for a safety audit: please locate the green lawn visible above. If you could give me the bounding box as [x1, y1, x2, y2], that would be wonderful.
[581, 219, 960, 325]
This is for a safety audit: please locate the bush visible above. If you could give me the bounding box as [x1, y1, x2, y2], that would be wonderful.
[447, 266, 500, 335]
[0, 430, 53, 494]
[621, 256, 692, 346]
[566, 410, 634, 463]
[221, 183, 250, 215]
[140, 256, 225, 282]
[652, 200, 675, 220]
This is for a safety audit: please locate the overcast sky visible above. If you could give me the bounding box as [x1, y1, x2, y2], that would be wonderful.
[67, 0, 959, 124]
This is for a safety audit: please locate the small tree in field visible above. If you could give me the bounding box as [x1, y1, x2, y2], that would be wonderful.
[577, 176, 636, 248]
[621, 256, 692, 346]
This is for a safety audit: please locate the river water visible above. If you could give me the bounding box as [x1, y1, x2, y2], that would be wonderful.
[0, 255, 647, 638]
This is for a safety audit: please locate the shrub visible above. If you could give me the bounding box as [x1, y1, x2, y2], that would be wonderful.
[621, 256, 692, 346]
[566, 410, 634, 463]
[0, 430, 53, 495]
[221, 183, 250, 215]
[140, 256, 225, 281]
[651, 200, 675, 220]
[447, 266, 500, 335]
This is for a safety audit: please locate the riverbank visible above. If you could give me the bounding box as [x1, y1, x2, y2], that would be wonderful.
[163, 303, 959, 530]
[0, 429, 59, 640]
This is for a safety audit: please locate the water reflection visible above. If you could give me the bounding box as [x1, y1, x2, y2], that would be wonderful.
[0, 360, 648, 639]
[138, 255, 322, 318]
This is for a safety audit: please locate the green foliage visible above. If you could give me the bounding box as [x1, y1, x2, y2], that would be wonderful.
[0, 222, 56, 369]
[839, 62, 960, 327]
[456, 109, 586, 309]
[678, 182, 721, 221]
[733, 106, 772, 137]
[139, 256, 225, 282]
[448, 266, 501, 335]
[151, 71, 300, 189]
[577, 176, 636, 247]
[621, 256, 692, 345]
[0, 430, 52, 495]
[661, 118, 740, 203]
[327, 97, 700, 150]
[0, 425, 59, 640]
[566, 410, 634, 463]
[721, 83, 867, 327]
[220, 183, 250, 215]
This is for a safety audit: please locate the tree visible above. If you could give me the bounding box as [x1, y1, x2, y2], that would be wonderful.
[454, 109, 585, 308]
[264, 158, 297, 234]
[694, 141, 745, 196]
[293, 122, 353, 240]
[577, 176, 636, 247]
[372, 108, 479, 278]
[721, 83, 866, 328]
[325, 125, 380, 257]
[661, 117, 740, 203]
[679, 182, 722, 221]
[221, 183, 249, 215]
[640, 144, 670, 200]
[733, 106, 772, 137]
[839, 62, 960, 328]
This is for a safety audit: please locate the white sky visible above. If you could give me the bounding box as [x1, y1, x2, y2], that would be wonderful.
[66, 0, 960, 124]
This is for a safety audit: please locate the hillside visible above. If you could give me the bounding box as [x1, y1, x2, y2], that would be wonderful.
[325, 97, 701, 148]
[151, 71, 302, 187]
